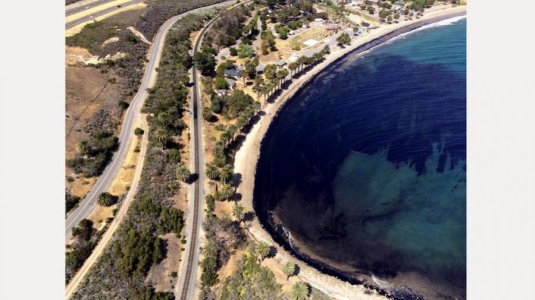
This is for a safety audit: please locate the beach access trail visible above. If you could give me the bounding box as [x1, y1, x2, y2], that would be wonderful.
[233, 5, 466, 300]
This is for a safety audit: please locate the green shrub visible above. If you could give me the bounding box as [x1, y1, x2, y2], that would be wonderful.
[119, 100, 130, 110]
[158, 207, 184, 237]
[135, 127, 144, 136]
[229, 47, 238, 56]
[215, 76, 230, 89]
[167, 148, 181, 164]
[66, 192, 80, 213]
[67, 131, 119, 177]
[98, 192, 118, 207]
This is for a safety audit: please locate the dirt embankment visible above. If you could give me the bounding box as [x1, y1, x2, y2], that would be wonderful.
[66, 48, 129, 198]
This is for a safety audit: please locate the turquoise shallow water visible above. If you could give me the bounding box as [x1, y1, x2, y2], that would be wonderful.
[254, 18, 466, 299]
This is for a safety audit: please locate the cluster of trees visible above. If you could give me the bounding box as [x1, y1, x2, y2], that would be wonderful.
[410, 0, 436, 10]
[242, 11, 261, 44]
[111, 222, 167, 279]
[66, 219, 100, 283]
[136, 0, 229, 41]
[260, 30, 277, 54]
[336, 32, 351, 47]
[200, 215, 247, 290]
[66, 131, 119, 178]
[194, 47, 217, 76]
[272, 18, 304, 39]
[219, 245, 282, 300]
[66, 192, 80, 213]
[71, 15, 201, 299]
[253, 46, 329, 103]
[206, 5, 252, 48]
[267, 0, 315, 23]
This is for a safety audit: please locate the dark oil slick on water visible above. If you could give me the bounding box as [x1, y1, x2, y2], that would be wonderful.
[254, 18, 466, 299]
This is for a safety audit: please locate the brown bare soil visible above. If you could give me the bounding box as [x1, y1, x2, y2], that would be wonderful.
[65, 62, 127, 196]
[147, 233, 182, 292]
[109, 121, 142, 195]
[87, 204, 116, 230]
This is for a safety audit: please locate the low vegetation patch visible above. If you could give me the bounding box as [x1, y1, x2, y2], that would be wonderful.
[66, 191, 81, 214]
[72, 14, 208, 298]
[66, 131, 119, 178]
[219, 250, 282, 300]
[66, 219, 103, 284]
[97, 192, 119, 207]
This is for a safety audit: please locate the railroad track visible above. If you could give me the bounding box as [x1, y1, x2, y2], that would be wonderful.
[177, 1, 253, 299]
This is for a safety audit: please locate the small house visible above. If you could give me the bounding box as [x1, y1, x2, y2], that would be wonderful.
[288, 54, 299, 63]
[325, 23, 340, 31]
[226, 78, 236, 89]
[224, 67, 240, 80]
[276, 60, 287, 67]
[256, 64, 265, 74]
[214, 89, 228, 96]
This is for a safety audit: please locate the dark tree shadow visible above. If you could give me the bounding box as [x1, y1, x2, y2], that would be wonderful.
[294, 264, 301, 276]
[187, 173, 199, 184]
[231, 193, 242, 201]
[233, 172, 242, 188]
[243, 212, 255, 223]
[268, 246, 278, 258]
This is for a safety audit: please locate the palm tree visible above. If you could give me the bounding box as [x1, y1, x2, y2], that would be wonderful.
[205, 163, 220, 181]
[322, 44, 331, 55]
[282, 262, 296, 280]
[255, 241, 271, 262]
[227, 125, 237, 141]
[253, 82, 263, 98]
[157, 112, 170, 128]
[288, 62, 298, 76]
[238, 67, 247, 85]
[291, 281, 309, 300]
[220, 131, 231, 147]
[262, 85, 271, 102]
[312, 52, 323, 64]
[219, 164, 233, 184]
[155, 129, 169, 149]
[276, 68, 289, 89]
[219, 184, 234, 201]
[176, 163, 191, 183]
[297, 56, 307, 73]
[269, 79, 277, 96]
[232, 203, 245, 223]
[252, 101, 261, 114]
[213, 190, 223, 201]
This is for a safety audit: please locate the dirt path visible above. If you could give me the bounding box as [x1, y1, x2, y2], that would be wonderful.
[65, 116, 148, 299]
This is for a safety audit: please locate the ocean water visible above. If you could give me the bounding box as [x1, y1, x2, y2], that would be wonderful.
[254, 18, 466, 299]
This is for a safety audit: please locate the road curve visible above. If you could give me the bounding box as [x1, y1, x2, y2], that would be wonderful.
[175, 2, 252, 299]
[64, 0, 236, 239]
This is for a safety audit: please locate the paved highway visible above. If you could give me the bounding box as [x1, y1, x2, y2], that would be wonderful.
[64, 1, 235, 239]
[65, 0, 144, 30]
[66, 0, 136, 16]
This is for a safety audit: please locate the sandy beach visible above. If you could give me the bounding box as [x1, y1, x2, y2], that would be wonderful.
[233, 5, 466, 299]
